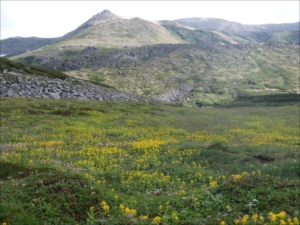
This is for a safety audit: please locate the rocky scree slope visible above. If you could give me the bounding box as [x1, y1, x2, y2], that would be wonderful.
[0, 58, 163, 103]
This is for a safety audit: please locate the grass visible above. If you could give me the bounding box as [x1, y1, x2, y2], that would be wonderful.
[0, 97, 299, 224]
[0, 57, 68, 80]
[10, 42, 299, 107]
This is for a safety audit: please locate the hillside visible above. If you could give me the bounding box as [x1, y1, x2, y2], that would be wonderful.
[12, 42, 299, 106]
[57, 10, 185, 48]
[6, 10, 300, 106]
[174, 18, 299, 43]
[0, 57, 161, 103]
[266, 30, 300, 44]
[0, 36, 60, 58]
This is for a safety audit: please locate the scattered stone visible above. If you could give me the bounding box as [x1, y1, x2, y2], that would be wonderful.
[0, 72, 165, 103]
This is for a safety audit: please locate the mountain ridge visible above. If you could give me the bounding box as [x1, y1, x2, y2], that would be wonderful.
[2, 10, 300, 106]
[2, 10, 299, 56]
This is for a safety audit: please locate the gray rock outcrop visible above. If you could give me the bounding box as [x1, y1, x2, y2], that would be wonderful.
[0, 71, 164, 103]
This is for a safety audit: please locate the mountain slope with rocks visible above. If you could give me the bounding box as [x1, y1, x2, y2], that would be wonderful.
[3, 10, 300, 106]
[0, 57, 163, 103]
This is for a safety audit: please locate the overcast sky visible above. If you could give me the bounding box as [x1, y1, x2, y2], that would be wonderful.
[1, 1, 299, 40]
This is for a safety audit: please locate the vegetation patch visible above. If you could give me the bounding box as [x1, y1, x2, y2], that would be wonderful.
[0, 97, 299, 224]
[0, 57, 68, 80]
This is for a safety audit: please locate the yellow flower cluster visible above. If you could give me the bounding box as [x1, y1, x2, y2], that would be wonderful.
[2, 103, 299, 225]
[209, 181, 217, 188]
[153, 216, 161, 224]
[172, 212, 179, 222]
[230, 124, 299, 146]
[119, 204, 136, 217]
[233, 212, 299, 225]
[100, 201, 110, 216]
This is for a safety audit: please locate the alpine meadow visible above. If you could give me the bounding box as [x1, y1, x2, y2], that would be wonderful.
[0, 8, 299, 225]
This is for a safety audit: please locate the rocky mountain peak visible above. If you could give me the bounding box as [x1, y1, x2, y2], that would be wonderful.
[87, 9, 117, 23]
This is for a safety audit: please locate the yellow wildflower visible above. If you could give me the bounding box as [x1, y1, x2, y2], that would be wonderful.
[242, 214, 249, 224]
[259, 215, 264, 222]
[252, 213, 258, 223]
[209, 181, 217, 188]
[103, 205, 110, 212]
[226, 205, 231, 212]
[119, 204, 125, 211]
[221, 221, 225, 225]
[172, 212, 179, 222]
[234, 219, 240, 224]
[140, 215, 148, 221]
[153, 216, 161, 224]
[280, 220, 286, 225]
[125, 207, 131, 214]
[269, 212, 277, 222]
[277, 211, 286, 218]
[129, 209, 135, 215]
[100, 201, 106, 206]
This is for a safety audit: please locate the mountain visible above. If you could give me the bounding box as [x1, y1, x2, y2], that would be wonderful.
[0, 36, 60, 58]
[173, 18, 299, 43]
[265, 30, 300, 44]
[4, 10, 300, 106]
[51, 9, 185, 48]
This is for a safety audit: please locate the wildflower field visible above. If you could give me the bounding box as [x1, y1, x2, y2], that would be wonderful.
[0, 97, 299, 225]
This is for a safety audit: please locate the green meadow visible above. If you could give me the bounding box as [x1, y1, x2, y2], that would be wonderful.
[0, 97, 299, 225]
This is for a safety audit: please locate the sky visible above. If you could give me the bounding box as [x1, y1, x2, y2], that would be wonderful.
[1, 1, 299, 40]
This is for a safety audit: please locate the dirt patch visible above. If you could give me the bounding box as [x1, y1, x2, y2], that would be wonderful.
[0, 142, 27, 155]
[254, 154, 275, 163]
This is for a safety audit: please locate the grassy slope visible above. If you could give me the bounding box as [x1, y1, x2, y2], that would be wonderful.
[0, 37, 60, 58]
[0, 57, 68, 80]
[9, 16, 186, 63]
[0, 97, 299, 224]
[61, 44, 299, 106]
[173, 18, 299, 43]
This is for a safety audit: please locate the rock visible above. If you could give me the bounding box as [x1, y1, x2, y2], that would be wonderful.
[49, 92, 61, 99]
[10, 83, 19, 90]
[80, 46, 98, 55]
[0, 71, 161, 103]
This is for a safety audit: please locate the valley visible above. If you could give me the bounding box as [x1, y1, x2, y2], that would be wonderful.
[0, 9, 299, 225]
